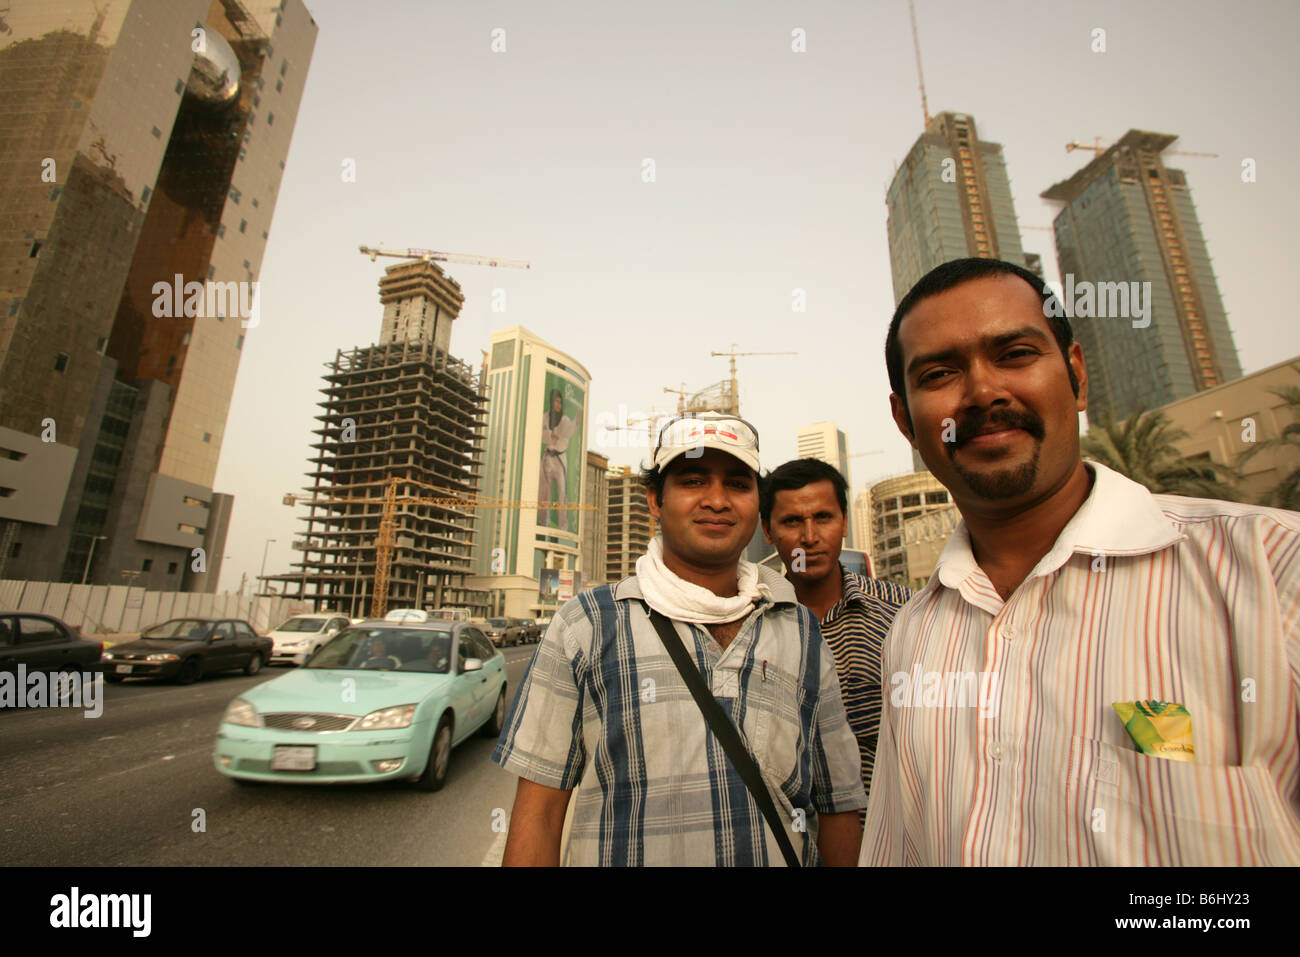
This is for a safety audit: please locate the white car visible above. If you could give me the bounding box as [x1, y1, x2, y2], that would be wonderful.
[267, 613, 352, 666]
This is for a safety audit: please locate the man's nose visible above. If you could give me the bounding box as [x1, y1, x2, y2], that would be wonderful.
[801, 519, 817, 542]
[961, 357, 1012, 410]
[700, 478, 729, 509]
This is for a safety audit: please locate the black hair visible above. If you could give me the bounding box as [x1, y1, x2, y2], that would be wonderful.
[547, 388, 564, 428]
[759, 458, 848, 525]
[639, 463, 666, 502]
[885, 258, 1079, 429]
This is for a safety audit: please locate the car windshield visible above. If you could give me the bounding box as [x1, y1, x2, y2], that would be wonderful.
[274, 617, 328, 633]
[487, 618, 509, 627]
[141, 619, 210, 640]
[306, 627, 454, 673]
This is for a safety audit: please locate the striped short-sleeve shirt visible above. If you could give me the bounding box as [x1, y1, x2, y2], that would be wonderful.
[818, 565, 911, 811]
[493, 566, 867, 866]
[861, 462, 1300, 866]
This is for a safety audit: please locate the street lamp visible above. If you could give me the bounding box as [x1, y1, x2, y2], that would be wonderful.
[81, 535, 107, 585]
[259, 538, 276, 595]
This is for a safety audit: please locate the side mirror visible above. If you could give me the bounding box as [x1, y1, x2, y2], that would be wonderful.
[463, 658, 483, 673]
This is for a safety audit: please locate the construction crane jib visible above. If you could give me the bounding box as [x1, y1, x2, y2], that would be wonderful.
[358, 245, 531, 270]
[709, 344, 797, 417]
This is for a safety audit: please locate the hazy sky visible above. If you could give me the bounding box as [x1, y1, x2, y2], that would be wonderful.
[214, 0, 1300, 593]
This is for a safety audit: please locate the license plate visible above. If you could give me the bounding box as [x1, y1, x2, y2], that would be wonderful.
[114, 664, 132, 674]
[271, 746, 317, 771]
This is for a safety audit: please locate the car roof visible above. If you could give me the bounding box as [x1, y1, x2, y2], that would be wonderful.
[349, 618, 460, 631]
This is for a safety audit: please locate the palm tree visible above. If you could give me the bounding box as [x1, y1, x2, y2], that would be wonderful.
[1236, 371, 1300, 510]
[1081, 406, 1241, 501]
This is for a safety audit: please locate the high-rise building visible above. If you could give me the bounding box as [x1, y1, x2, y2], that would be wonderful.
[1042, 130, 1242, 424]
[470, 326, 590, 618]
[281, 260, 488, 618]
[795, 420, 853, 547]
[886, 111, 1035, 306]
[606, 465, 653, 582]
[851, 488, 872, 565]
[580, 450, 609, 588]
[867, 471, 951, 585]
[0, 0, 316, 590]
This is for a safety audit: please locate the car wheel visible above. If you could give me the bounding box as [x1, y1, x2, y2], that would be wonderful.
[481, 686, 507, 738]
[177, 658, 201, 685]
[415, 715, 453, 792]
[244, 653, 263, 676]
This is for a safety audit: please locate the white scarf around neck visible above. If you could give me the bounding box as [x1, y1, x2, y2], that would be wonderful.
[635, 536, 770, 624]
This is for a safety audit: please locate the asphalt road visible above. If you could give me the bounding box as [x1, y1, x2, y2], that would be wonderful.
[0, 646, 537, 866]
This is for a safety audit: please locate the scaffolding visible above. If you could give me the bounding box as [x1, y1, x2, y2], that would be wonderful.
[270, 338, 490, 617]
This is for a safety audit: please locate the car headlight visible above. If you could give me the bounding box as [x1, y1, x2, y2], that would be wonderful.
[223, 698, 261, 728]
[101, 651, 114, 660]
[146, 653, 179, 662]
[356, 705, 416, 730]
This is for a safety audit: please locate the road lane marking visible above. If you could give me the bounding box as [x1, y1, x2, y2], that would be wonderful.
[481, 828, 507, 867]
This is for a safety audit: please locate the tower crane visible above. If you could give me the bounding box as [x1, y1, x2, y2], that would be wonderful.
[663, 384, 689, 416]
[605, 408, 667, 447]
[710, 344, 797, 416]
[358, 245, 531, 270]
[907, 0, 929, 127]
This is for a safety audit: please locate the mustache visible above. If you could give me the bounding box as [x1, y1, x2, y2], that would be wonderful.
[950, 409, 1046, 450]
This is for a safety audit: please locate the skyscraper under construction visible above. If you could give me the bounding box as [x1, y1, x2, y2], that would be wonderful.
[280, 261, 489, 618]
[1042, 130, 1242, 424]
[886, 111, 1040, 306]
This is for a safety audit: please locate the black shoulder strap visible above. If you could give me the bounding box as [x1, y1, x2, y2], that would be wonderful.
[640, 601, 802, 867]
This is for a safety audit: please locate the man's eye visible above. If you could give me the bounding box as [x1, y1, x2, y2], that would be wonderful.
[1003, 347, 1038, 360]
[918, 369, 951, 385]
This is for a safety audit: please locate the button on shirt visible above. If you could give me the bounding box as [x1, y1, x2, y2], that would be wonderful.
[818, 565, 911, 812]
[493, 567, 867, 866]
[861, 462, 1300, 866]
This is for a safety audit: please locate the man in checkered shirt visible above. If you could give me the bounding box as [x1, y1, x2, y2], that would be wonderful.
[493, 413, 866, 865]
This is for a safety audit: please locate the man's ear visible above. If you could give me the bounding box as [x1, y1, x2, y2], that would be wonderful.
[890, 393, 917, 447]
[761, 520, 772, 544]
[1068, 341, 1089, 413]
[646, 484, 661, 520]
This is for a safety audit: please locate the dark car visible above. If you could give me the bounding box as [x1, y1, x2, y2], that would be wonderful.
[102, 618, 272, 685]
[519, 618, 542, 643]
[482, 617, 523, 648]
[0, 612, 103, 676]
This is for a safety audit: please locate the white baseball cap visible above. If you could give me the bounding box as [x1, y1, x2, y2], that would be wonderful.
[652, 412, 761, 473]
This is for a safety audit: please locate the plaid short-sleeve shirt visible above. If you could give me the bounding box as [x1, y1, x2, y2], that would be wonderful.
[492, 566, 867, 866]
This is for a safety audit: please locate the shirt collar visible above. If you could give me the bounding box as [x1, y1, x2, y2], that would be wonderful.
[837, 562, 870, 606]
[934, 461, 1185, 591]
[615, 565, 797, 607]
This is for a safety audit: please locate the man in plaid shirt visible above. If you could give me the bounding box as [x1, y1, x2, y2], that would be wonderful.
[493, 413, 866, 865]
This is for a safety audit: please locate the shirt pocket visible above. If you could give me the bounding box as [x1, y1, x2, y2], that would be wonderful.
[747, 663, 808, 787]
[1065, 735, 1300, 866]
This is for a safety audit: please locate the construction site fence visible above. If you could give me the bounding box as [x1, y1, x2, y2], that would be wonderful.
[0, 580, 313, 638]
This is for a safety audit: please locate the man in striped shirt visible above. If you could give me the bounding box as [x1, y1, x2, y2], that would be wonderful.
[760, 458, 911, 813]
[862, 256, 1300, 866]
[495, 414, 867, 865]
